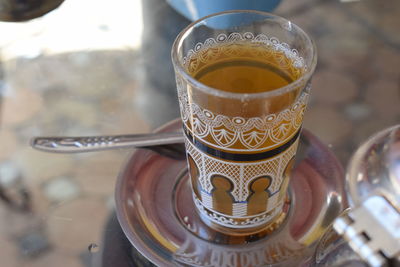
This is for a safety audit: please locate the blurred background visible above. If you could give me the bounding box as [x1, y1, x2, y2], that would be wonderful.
[0, 0, 398, 266]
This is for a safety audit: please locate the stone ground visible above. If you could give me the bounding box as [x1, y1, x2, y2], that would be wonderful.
[0, 0, 398, 266]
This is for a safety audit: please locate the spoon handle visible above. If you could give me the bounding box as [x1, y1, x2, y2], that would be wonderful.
[31, 132, 184, 153]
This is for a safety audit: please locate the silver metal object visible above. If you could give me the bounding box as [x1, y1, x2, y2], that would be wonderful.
[31, 132, 186, 159]
[333, 125, 400, 267]
[115, 121, 346, 266]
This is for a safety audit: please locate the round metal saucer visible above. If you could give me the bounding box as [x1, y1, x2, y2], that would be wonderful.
[115, 119, 346, 267]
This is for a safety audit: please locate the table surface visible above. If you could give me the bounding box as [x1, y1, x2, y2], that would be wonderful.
[0, 0, 398, 266]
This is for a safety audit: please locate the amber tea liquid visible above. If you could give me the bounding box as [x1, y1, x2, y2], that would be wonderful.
[190, 43, 302, 94]
[178, 40, 307, 233]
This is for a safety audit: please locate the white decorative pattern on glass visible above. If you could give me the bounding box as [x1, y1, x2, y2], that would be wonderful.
[176, 32, 311, 229]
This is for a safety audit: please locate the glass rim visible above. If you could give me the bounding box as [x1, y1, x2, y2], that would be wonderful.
[171, 10, 317, 100]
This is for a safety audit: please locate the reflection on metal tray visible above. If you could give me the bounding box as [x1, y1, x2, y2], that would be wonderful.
[115, 119, 346, 267]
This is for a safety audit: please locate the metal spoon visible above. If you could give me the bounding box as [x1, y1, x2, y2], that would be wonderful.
[31, 132, 186, 159]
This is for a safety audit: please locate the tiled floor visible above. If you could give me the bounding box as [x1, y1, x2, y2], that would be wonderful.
[0, 0, 398, 266]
